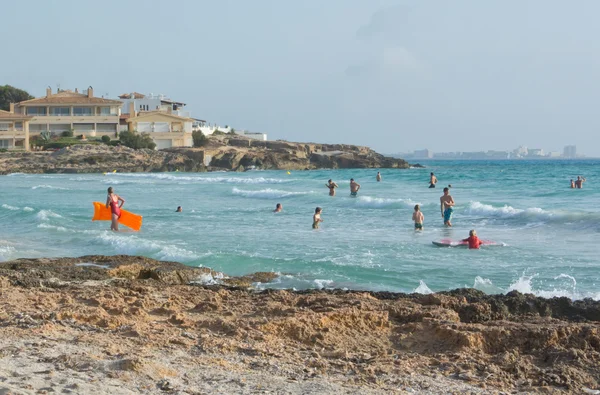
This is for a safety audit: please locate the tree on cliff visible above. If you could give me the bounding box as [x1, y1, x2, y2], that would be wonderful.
[119, 131, 157, 150]
[192, 130, 207, 147]
[0, 85, 34, 111]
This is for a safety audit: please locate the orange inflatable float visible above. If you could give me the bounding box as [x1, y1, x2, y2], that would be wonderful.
[92, 202, 143, 231]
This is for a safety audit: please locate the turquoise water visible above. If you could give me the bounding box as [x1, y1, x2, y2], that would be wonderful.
[1, 160, 599, 299]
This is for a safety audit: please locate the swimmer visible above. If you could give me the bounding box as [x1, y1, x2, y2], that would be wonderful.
[570, 179, 575, 188]
[312, 207, 323, 229]
[274, 203, 282, 213]
[176, 206, 182, 212]
[412, 204, 424, 231]
[440, 187, 455, 226]
[105, 187, 125, 231]
[326, 179, 339, 196]
[376, 172, 382, 182]
[429, 172, 437, 188]
[462, 229, 483, 249]
[350, 178, 361, 196]
[575, 176, 586, 189]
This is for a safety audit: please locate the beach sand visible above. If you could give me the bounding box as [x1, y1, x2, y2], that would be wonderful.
[0, 255, 599, 394]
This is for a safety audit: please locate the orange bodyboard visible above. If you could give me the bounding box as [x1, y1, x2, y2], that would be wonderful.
[92, 202, 143, 231]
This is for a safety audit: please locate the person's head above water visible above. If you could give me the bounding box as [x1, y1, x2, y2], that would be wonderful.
[469, 229, 477, 237]
[107, 187, 114, 194]
[350, 178, 354, 182]
[443, 187, 449, 194]
[414, 204, 420, 211]
[176, 206, 182, 212]
[328, 179, 332, 183]
[315, 207, 322, 214]
[430, 172, 434, 176]
[276, 203, 282, 209]
[577, 176, 582, 180]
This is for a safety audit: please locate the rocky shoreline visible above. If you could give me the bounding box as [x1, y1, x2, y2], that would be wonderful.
[1, 255, 599, 394]
[0, 136, 409, 175]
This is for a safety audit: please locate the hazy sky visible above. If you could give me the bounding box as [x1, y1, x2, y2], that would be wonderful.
[3, 0, 600, 155]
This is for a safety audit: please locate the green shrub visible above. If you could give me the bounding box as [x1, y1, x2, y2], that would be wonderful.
[101, 135, 111, 144]
[61, 129, 74, 138]
[212, 130, 226, 136]
[43, 142, 71, 150]
[119, 131, 156, 150]
[108, 140, 121, 147]
[192, 130, 207, 147]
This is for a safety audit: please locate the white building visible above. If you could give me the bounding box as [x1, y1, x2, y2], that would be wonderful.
[563, 145, 576, 158]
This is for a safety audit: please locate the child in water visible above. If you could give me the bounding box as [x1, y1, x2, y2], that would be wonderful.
[412, 204, 424, 230]
[274, 203, 282, 213]
[462, 230, 483, 249]
[312, 207, 323, 229]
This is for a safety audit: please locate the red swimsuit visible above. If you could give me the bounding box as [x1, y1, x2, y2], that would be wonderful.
[109, 195, 121, 217]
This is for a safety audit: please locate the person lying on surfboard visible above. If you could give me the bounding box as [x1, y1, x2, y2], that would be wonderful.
[106, 187, 125, 232]
[462, 230, 484, 249]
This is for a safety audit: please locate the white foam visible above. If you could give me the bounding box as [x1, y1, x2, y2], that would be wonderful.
[37, 223, 68, 232]
[0, 245, 15, 262]
[355, 196, 419, 209]
[413, 280, 433, 294]
[191, 272, 224, 285]
[232, 187, 311, 199]
[96, 233, 198, 262]
[31, 185, 68, 190]
[1, 204, 19, 211]
[36, 210, 62, 221]
[6, 173, 25, 177]
[103, 173, 293, 184]
[23, 207, 34, 212]
[313, 279, 334, 289]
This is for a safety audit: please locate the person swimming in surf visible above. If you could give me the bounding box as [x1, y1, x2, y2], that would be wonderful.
[312, 207, 323, 229]
[176, 206, 182, 212]
[575, 176, 586, 189]
[274, 203, 282, 213]
[462, 230, 483, 249]
[376, 172, 382, 182]
[106, 187, 125, 231]
[429, 172, 437, 188]
[350, 179, 361, 196]
[326, 179, 339, 196]
[440, 187, 455, 226]
[412, 204, 424, 230]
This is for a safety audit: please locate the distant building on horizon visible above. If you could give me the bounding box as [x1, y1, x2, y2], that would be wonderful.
[413, 149, 432, 159]
[563, 145, 577, 158]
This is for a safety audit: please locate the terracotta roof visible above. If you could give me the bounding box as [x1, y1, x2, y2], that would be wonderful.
[118, 92, 146, 99]
[0, 110, 33, 120]
[127, 111, 194, 122]
[17, 90, 122, 106]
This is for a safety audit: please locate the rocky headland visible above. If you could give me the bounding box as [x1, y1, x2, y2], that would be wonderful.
[0, 135, 409, 175]
[1, 255, 599, 394]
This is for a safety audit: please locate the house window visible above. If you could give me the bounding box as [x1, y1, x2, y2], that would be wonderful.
[73, 107, 93, 116]
[26, 107, 47, 116]
[15, 122, 23, 131]
[50, 107, 70, 116]
[99, 107, 111, 115]
[0, 139, 10, 148]
[0, 123, 9, 131]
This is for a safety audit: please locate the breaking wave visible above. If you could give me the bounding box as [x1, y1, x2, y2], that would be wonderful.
[232, 187, 311, 199]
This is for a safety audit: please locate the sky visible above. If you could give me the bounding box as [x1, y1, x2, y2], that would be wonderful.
[2, 0, 600, 156]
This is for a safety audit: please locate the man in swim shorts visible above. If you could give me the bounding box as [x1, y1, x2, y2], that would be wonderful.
[429, 172, 437, 188]
[440, 187, 455, 226]
[350, 178, 361, 196]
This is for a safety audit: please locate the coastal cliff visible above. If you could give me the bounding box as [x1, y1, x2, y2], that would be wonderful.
[1, 255, 599, 394]
[0, 136, 408, 175]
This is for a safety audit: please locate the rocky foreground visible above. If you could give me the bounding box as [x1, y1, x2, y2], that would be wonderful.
[0, 136, 408, 175]
[0, 256, 599, 394]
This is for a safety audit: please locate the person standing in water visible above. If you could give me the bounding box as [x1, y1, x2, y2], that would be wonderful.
[412, 204, 424, 230]
[312, 207, 323, 229]
[575, 176, 586, 188]
[440, 187, 455, 226]
[274, 203, 282, 213]
[326, 179, 339, 196]
[106, 187, 125, 231]
[350, 178, 361, 196]
[376, 172, 382, 182]
[429, 172, 438, 188]
[570, 179, 575, 188]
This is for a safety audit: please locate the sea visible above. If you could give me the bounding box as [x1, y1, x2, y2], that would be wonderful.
[1, 160, 599, 300]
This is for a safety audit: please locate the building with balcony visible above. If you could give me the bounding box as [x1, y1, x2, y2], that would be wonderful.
[0, 109, 32, 150]
[13, 87, 122, 138]
[126, 111, 194, 149]
[118, 92, 189, 117]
